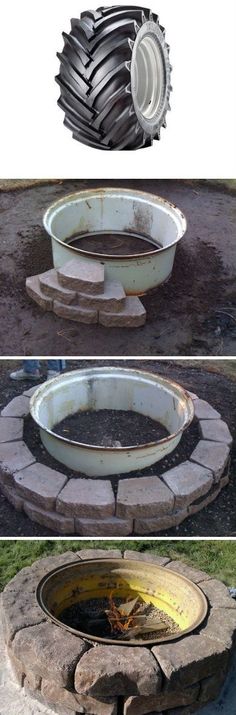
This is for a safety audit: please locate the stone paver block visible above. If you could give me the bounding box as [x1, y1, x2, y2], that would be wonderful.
[201, 608, 236, 650]
[99, 296, 146, 327]
[134, 509, 188, 535]
[194, 399, 221, 420]
[75, 645, 162, 697]
[41, 679, 117, 715]
[0, 417, 23, 443]
[76, 548, 122, 560]
[79, 279, 126, 311]
[0, 482, 24, 511]
[1, 395, 30, 418]
[57, 259, 104, 294]
[124, 551, 171, 566]
[200, 419, 233, 446]
[200, 579, 236, 609]
[165, 560, 212, 584]
[13, 622, 88, 688]
[190, 440, 230, 482]
[123, 683, 200, 715]
[53, 299, 98, 323]
[24, 501, 75, 534]
[117, 476, 174, 518]
[31, 688, 78, 715]
[188, 483, 222, 516]
[162, 461, 213, 509]
[7, 648, 25, 686]
[200, 670, 227, 704]
[75, 516, 132, 536]
[152, 634, 229, 688]
[0, 440, 35, 472]
[23, 384, 43, 397]
[26, 275, 53, 311]
[13, 462, 67, 510]
[24, 670, 41, 692]
[56, 478, 115, 518]
[2, 587, 46, 645]
[39, 269, 77, 304]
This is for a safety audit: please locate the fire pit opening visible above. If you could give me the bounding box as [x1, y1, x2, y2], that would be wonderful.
[30, 367, 194, 476]
[65, 229, 162, 256]
[37, 558, 208, 647]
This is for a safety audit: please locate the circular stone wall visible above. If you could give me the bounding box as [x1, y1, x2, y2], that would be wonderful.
[2, 550, 236, 715]
[0, 385, 232, 535]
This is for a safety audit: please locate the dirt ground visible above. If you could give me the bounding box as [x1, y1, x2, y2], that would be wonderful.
[0, 180, 236, 356]
[0, 360, 235, 537]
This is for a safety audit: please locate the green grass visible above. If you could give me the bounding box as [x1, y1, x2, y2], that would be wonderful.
[0, 540, 235, 591]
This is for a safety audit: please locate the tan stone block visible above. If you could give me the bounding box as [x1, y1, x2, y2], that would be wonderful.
[39, 268, 77, 303]
[0, 440, 35, 472]
[0, 417, 23, 442]
[24, 501, 75, 534]
[13, 462, 67, 510]
[152, 635, 229, 688]
[117, 476, 174, 518]
[194, 399, 221, 420]
[188, 483, 222, 516]
[134, 509, 188, 535]
[190, 439, 230, 482]
[124, 682, 200, 714]
[0, 482, 24, 511]
[99, 296, 146, 327]
[56, 478, 115, 518]
[26, 275, 53, 310]
[200, 419, 233, 446]
[1, 395, 30, 417]
[41, 679, 117, 714]
[54, 299, 98, 323]
[75, 516, 132, 536]
[7, 647, 25, 686]
[162, 461, 213, 508]
[75, 645, 162, 697]
[124, 551, 171, 566]
[79, 279, 126, 311]
[200, 579, 236, 609]
[24, 669, 41, 692]
[201, 608, 236, 650]
[57, 259, 104, 293]
[76, 548, 122, 560]
[165, 560, 211, 584]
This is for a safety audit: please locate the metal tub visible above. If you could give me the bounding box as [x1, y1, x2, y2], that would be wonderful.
[36, 558, 208, 646]
[30, 367, 194, 477]
[43, 188, 187, 295]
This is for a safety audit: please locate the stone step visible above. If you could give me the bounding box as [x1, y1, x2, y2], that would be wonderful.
[57, 259, 104, 294]
[79, 279, 126, 311]
[53, 300, 98, 324]
[26, 275, 53, 311]
[99, 297, 146, 327]
[39, 269, 77, 304]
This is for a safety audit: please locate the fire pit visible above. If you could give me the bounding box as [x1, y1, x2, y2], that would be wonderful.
[43, 188, 187, 295]
[2, 549, 236, 714]
[30, 367, 194, 476]
[36, 557, 208, 646]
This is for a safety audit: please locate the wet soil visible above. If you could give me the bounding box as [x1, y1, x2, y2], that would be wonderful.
[59, 596, 179, 641]
[67, 230, 160, 255]
[0, 180, 236, 356]
[0, 360, 235, 537]
[53, 409, 168, 446]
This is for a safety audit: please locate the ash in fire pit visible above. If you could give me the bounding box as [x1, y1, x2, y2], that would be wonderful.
[59, 593, 180, 642]
[66, 230, 162, 256]
[53, 409, 169, 447]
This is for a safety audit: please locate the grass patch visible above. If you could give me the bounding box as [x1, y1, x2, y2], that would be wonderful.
[0, 540, 235, 591]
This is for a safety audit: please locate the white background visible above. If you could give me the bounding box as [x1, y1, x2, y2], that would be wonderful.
[0, 0, 235, 178]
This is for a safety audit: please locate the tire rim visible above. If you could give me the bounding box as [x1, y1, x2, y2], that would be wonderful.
[134, 34, 165, 120]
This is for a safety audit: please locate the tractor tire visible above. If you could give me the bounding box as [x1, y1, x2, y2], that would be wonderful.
[56, 5, 172, 151]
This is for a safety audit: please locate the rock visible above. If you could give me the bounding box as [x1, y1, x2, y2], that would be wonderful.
[116, 476, 174, 518]
[41, 679, 117, 715]
[57, 259, 104, 294]
[200, 419, 233, 446]
[75, 645, 162, 697]
[190, 440, 230, 482]
[13, 622, 88, 688]
[56, 478, 115, 518]
[13, 462, 67, 510]
[162, 461, 213, 508]
[1, 396, 30, 418]
[123, 682, 200, 714]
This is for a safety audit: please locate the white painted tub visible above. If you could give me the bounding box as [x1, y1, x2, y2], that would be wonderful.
[43, 188, 187, 295]
[30, 368, 194, 477]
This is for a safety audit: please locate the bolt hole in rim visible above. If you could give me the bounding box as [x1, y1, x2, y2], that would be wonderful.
[36, 559, 208, 647]
[134, 34, 165, 119]
[30, 368, 194, 476]
[43, 189, 187, 295]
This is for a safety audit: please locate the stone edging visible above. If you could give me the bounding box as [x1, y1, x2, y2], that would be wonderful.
[2, 549, 236, 715]
[0, 386, 232, 536]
